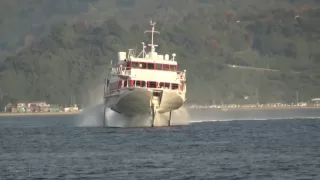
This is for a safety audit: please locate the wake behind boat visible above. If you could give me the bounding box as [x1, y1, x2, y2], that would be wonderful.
[102, 21, 189, 127]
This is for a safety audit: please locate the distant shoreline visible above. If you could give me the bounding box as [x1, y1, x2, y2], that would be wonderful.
[0, 111, 80, 117]
[189, 106, 320, 110]
[1, 106, 320, 117]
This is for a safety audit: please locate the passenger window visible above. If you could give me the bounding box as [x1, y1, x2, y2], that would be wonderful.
[165, 83, 170, 89]
[172, 83, 179, 90]
[149, 81, 157, 88]
[136, 81, 141, 87]
[147, 63, 155, 69]
[141, 81, 146, 87]
[155, 64, 162, 70]
[124, 81, 127, 87]
[163, 64, 169, 71]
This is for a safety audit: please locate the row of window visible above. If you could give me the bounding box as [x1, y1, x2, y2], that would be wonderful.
[124, 62, 178, 71]
[108, 80, 183, 91]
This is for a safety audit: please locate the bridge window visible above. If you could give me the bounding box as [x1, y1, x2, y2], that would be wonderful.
[131, 62, 178, 71]
[172, 83, 179, 90]
[170, 65, 177, 71]
[139, 62, 147, 69]
[163, 64, 169, 71]
[132, 62, 139, 68]
[155, 63, 162, 70]
[147, 63, 154, 69]
[148, 81, 157, 88]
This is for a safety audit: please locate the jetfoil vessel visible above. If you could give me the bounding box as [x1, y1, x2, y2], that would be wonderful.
[103, 21, 189, 127]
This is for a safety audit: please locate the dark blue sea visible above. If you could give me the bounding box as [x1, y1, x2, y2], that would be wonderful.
[0, 115, 320, 179]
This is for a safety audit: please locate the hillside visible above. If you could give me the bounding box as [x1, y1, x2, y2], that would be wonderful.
[1, 0, 320, 108]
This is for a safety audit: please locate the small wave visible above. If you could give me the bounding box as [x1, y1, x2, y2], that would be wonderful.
[190, 116, 320, 123]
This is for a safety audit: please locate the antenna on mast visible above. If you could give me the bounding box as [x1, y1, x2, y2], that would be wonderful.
[144, 20, 160, 53]
[137, 42, 146, 58]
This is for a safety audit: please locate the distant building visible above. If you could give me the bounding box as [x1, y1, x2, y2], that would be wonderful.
[64, 104, 79, 112]
[28, 101, 47, 107]
[17, 102, 28, 113]
[311, 98, 320, 104]
[17, 102, 27, 107]
[27, 101, 49, 112]
[4, 103, 17, 113]
[49, 104, 61, 112]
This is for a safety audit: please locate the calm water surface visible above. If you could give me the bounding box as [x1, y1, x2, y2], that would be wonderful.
[0, 115, 319, 179]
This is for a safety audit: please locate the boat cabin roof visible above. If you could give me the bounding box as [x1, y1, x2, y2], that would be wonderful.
[117, 21, 178, 66]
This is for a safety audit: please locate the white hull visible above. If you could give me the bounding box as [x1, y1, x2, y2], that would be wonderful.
[104, 88, 190, 127]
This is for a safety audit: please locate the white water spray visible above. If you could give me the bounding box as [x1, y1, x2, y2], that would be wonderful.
[77, 103, 105, 127]
[76, 85, 191, 127]
[76, 85, 106, 127]
[75, 84, 146, 127]
[77, 104, 191, 127]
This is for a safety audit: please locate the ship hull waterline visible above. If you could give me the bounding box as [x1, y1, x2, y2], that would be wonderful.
[104, 88, 190, 127]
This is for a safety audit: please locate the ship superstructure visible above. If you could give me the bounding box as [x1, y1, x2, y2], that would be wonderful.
[103, 21, 188, 127]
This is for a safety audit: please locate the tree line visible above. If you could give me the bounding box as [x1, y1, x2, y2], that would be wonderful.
[1, 0, 320, 110]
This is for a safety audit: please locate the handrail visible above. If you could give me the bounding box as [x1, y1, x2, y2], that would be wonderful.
[115, 67, 131, 76]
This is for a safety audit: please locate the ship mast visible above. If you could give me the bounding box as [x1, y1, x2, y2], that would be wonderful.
[144, 20, 160, 54]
